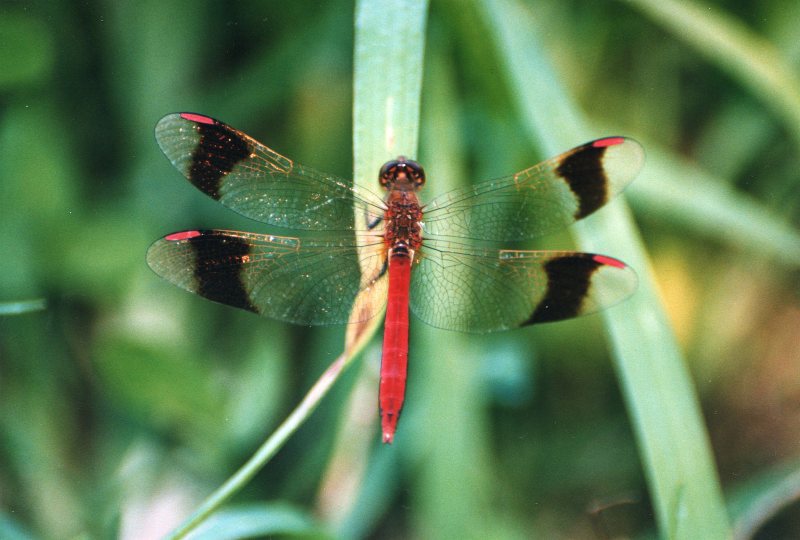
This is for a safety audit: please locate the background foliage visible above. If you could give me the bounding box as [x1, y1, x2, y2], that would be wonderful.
[1, 0, 800, 538]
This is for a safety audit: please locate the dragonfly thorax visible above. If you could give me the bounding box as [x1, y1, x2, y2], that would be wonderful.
[379, 157, 426, 191]
[383, 191, 424, 255]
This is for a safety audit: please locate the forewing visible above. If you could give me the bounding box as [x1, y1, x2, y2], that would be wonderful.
[422, 137, 644, 242]
[410, 240, 637, 333]
[147, 229, 388, 326]
[155, 113, 385, 231]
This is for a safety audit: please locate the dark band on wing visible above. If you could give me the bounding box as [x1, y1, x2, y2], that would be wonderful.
[188, 119, 251, 200]
[555, 144, 609, 219]
[525, 255, 602, 324]
[188, 231, 258, 313]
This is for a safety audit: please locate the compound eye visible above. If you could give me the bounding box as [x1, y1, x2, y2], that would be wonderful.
[405, 160, 426, 186]
[379, 160, 398, 187]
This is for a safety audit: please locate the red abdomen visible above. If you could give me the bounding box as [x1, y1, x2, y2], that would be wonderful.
[380, 252, 412, 443]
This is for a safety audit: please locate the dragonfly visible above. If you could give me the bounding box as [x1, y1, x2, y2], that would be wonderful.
[147, 112, 643, 443]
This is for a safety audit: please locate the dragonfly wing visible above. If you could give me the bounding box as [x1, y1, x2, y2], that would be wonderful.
[410, 241, 637, 333]
[155, 113, 385, 231]
[422, 137, 644, 242]
[147, 230, 388, 326]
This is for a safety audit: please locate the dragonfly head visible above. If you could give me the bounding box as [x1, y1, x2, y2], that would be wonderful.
[379, 157, 426, 191]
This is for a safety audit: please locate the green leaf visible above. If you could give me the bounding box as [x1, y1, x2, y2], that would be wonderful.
[406, 49, 496, 540]
[0, 513, 35, 540]
[478, 0, 732, 537]
[165, 2, 429, 537]
[186, 503, 330, 540]
[622, 0, 800, 148]
[346, 0, 428, 393]
[0, 299, 46, 315]
[353, 0, 427, 175]
[728, 459, 800, 540]
[628, 145, 800, 265]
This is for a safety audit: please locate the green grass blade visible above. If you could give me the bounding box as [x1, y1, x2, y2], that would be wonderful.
[409, 50, 496, 540]
[166, 3, 429, 537]
[347, 0, 428, 362]
[629, 145, 800, 265]
[0, 299, 46, 315]
[166, 354, 348, 539]
[479, 0, 732, 537]
[727, 458, 800, 540]
[185, 502, 330, 540]
[353, 0, 427, 177]
[623, 0, 800, 147]
[0, 513, 35, 540]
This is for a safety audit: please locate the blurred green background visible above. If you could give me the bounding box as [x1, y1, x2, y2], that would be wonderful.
[2, 0, 800, 538]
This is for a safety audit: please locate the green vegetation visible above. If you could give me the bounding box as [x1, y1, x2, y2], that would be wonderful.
[2, 0, 800, 538]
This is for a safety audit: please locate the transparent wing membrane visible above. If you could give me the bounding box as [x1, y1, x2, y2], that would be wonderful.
[410, 244, 637, 332]
[155, 114, 385, 231]
[147, 230, 387, 325]
[150, 115, 641, 329]
[422, 137, 644, 242]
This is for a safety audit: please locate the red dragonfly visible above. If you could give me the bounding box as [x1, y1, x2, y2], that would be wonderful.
[147, 113, 642, 443]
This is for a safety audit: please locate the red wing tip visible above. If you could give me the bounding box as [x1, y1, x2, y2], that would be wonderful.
[179, 113, 216, 125]
[382, 431, 394, 444]
[593, 254, 626, 269]
[165, 230, 203, 241]
[592, 137, 626, 148]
